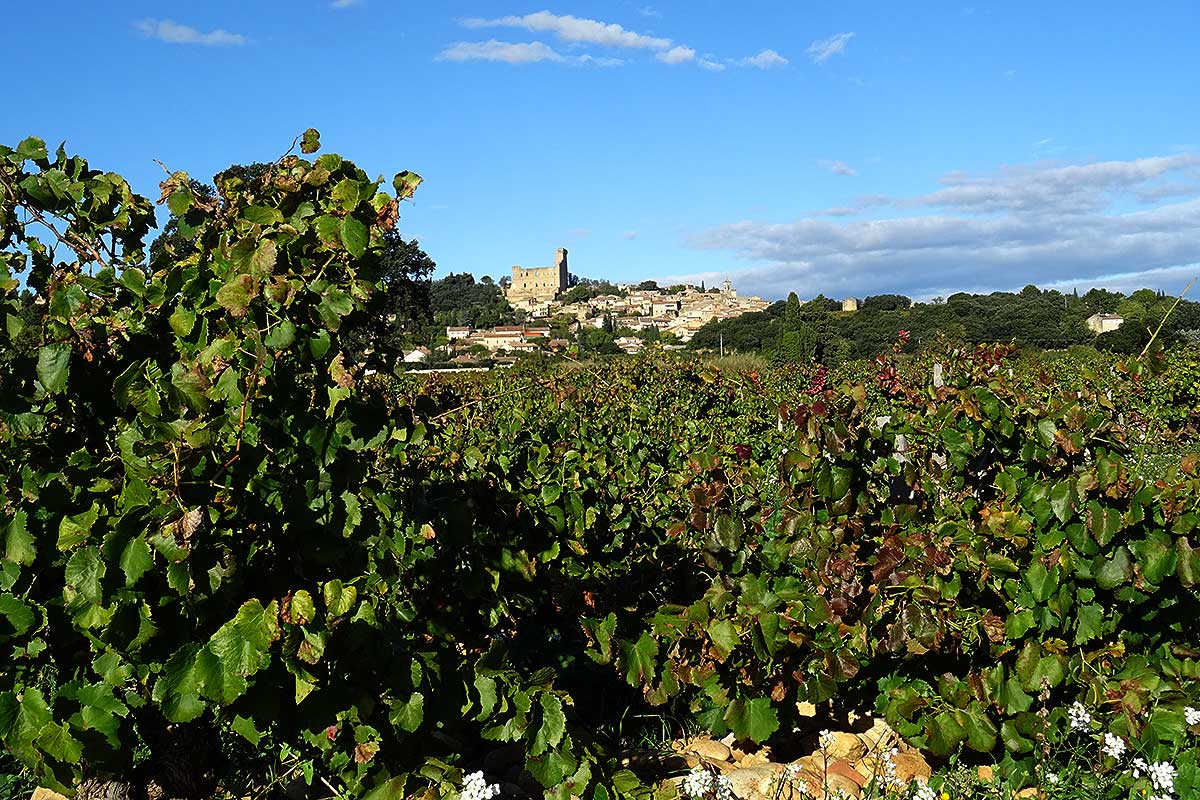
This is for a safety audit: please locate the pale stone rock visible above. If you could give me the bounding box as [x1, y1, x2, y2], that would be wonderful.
[725, 765, 780, 800]
[856, 718, 900, 754]
[824, 732, 867, 762]
[820, 773, 863, 798]
[890, 752, 932, 783]
[31, 790, 69, 800]
[735, 750, 771, 768]
[677, 737, 733, 763]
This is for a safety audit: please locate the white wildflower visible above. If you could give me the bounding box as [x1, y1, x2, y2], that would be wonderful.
[777, 764, 810, 796]
[713, 774, 735, 800]
[876, 747, 903, 789]
[1046, 773, 1059, 784]
[911, 782, 938, 800]
[1131, 758, 1148, 779]
[1101, 732, 1126, 759]
[1185, 706, 1200, 726]
[461, 771, 501, 800]
[681, 767, 714, 799]
[1147, 761, 1177, 794]
[818, 729, 835, 747]
[1067, 701, 1092, 730]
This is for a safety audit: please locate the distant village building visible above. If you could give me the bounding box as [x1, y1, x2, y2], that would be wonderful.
[842, 298, 859, 312]
[479, 330, 525, 350]
[615, 336, 644, 354]
[506, 248, 569, 306]
[1086, 313, 1124, 334]
[446, 326, 472, 340]
[651, 298, 682, 317]
[403, 347, 430, 363]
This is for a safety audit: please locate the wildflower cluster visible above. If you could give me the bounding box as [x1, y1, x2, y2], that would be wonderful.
[1101, 732, 1126, 759]
[874, 746, 903, 791]
[1138, 760, 1177, 798]
[461, 771, 501, 800]
[910, 782, 937, 800]
[680, 766, 734, 800]
[768, 763, 811, 797]
[1067, 702, 1092, 730]
[1057, 702, 1195, 800]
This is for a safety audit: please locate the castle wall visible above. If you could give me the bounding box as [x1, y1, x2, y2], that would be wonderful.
[507, 248, 568, 304]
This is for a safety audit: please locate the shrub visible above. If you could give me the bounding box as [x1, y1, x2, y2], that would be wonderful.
[585, 344, 1200, 786]
[0, 133, 608, 798]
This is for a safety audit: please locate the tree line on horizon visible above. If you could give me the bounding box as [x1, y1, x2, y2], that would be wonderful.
[689, 285, 1200, 362]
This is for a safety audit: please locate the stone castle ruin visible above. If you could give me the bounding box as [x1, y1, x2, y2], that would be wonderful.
[506, 248, 568, 305]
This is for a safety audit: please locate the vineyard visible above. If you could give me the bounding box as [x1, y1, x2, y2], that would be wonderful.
[2, 135, 1200, 800]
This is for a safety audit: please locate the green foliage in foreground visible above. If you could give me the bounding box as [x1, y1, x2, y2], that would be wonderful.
[2, 134, 1199, 799]
[585, 344, 1200, 780]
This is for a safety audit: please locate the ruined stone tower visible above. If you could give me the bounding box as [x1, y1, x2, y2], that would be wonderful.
[506, 248, 569, 305]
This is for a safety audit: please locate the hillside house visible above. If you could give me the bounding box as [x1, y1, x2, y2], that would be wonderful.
[1086, 313, 1124, 334]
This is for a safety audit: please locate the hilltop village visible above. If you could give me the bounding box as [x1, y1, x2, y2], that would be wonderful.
[416, 248, 774, 364]
[399, 248, 1162, 369]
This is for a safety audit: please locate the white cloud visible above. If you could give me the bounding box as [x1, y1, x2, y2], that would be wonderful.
[657, 46, 695, 64]
[462, 10, 672, 50]
[449, 12, 783, 72]
[437, 40, 627, 67]
[806, 32, 854, 64]
[669, 155, 1200, 299]
[637, 6, 662, 17]
[438, 40, 565, 64]
[742, 49, 789, 69]
[623, 231, 640, 240]
[577, 54, 626, 67]
[911, 155, 1200, 214]
[135, 19, 246, 46]
[330, 0, 362, 8]
[820, 160, 858, 177]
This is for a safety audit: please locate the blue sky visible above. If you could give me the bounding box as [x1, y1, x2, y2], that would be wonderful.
[4, 1, 1199, 300]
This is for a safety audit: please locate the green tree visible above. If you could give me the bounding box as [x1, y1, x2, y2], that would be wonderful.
[1096, 321, 1150, 354]
[147, 177, 215, 265]
[861, 294, 912, 312]
[341, 232, 435, 366]
[775, 292, 817, 362]
[580, 326, 621, 354]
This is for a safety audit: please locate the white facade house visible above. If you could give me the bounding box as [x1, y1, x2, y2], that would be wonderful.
[1086, 313, 1124, 334]
[403, 348, 431, 363]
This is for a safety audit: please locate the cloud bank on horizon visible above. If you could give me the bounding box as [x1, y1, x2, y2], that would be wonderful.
[665, 154, 1200, 301]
